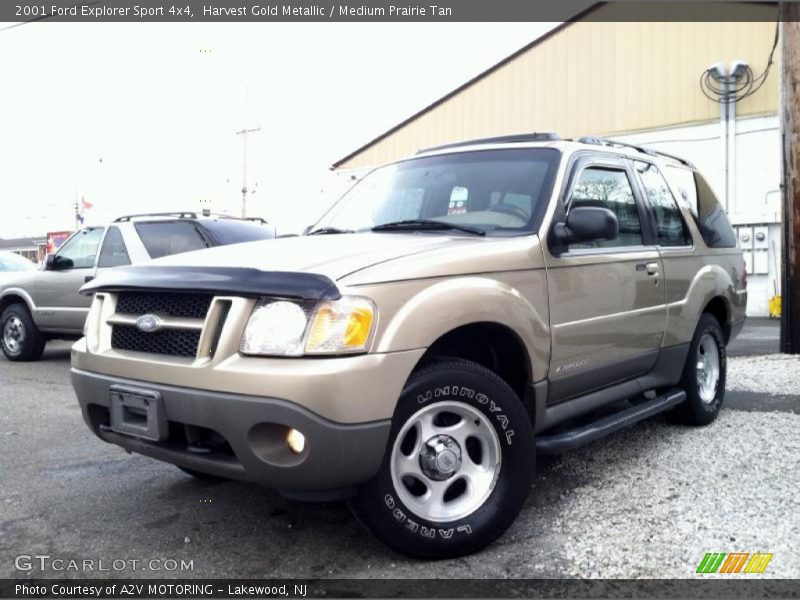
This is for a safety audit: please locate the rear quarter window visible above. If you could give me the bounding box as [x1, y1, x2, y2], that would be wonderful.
[200, 219, 276, 245]
[135, 221, 210, 259]
[666, 167, 737, 248]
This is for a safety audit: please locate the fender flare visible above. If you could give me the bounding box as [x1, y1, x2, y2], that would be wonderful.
[682, 264, 735, 322]
[374, 276, 550, 380]
[0, 287, 37, 315]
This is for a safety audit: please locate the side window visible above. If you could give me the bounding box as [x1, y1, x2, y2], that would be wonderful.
[55, 228, 104, 268]
[134, 221, 209, 259]
[666, 167, 737, 248]
[635, 161, 692, 246]
[568, 167, 642, 249]
[98, 226, 131, 268]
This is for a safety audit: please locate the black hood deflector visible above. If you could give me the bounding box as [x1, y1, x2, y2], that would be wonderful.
[80, 266, 341, 301]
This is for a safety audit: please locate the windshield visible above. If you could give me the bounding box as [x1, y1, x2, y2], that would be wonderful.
[314, 148, 560, 236]
[0, 252, 36, 271]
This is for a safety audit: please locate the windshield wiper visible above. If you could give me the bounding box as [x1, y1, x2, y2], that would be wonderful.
[306, 227, 355, 236]
[371, 219, 485, 236]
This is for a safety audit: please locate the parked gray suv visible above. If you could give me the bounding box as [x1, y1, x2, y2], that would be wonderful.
[0, 213, 275, 361]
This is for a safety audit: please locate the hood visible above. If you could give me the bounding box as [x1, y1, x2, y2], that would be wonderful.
[149, 233, 485, 281]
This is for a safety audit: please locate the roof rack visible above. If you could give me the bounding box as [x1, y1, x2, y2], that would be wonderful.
[418, 132, 561, 154]
[577, 136, 695, 168]
[114, 211, 199, 222]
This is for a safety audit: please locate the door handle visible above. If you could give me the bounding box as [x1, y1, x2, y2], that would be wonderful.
[635, 263, 660, 276]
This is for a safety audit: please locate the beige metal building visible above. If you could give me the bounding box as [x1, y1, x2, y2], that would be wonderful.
[333, 2, 778, 170]
[332, 2, 782, 316]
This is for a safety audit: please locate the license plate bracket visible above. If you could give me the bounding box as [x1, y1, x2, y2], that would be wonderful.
[109, 385, 168, 442]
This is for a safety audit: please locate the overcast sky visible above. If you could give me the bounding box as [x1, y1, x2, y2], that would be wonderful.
[0, 21, 555, 238]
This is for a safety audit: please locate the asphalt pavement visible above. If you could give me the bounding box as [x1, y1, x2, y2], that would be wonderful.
[1, 318, 797, 580]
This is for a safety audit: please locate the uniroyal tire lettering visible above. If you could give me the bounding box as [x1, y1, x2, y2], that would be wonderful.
[405, 519, 419, 533]
[393, 508, 406, 522]
[420, 526, 436, 539]
[417, 387, 517, 446]
[384, 494, 395, 509]
[457, 524, 473, 535]
[439, 528, 454, 539]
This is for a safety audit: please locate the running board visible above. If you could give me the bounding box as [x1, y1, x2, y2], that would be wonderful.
[535, 388, 686, 454]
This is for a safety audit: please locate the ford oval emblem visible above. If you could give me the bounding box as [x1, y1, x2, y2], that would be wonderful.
[136, 314, 162, 333]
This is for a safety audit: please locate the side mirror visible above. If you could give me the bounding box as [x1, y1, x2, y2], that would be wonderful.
[45, 254, 73, 270]
[552, 207, 619, 246]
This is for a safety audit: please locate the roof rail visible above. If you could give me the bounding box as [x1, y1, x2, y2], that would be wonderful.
[418, 132, 561, 154]
[114, 211, 199, 222]
[577, 136, 695, 168]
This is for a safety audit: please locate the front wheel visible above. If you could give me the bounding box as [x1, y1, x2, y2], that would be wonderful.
[349, 359, 535, 558]
[670, 313, 727, 426]
[1, 303, 46, 362]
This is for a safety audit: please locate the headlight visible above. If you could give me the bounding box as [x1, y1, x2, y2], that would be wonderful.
[239, 296, 376, 357]
[240, 300, 309, 356]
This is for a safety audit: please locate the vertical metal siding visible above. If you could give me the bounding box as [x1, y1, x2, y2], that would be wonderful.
[338, 3, 779, 169]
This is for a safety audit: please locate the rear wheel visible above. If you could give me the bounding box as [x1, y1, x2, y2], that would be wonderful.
[1, 304, 46, 362]
[670, 313, 727, 426]
[349, 359, 534, 558]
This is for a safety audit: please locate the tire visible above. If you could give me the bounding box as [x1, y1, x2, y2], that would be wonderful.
[669, 313, 727, 426]
[1, 303, 46, 362]
[349, 359, 535, 559]
[177, 466, 227, 482]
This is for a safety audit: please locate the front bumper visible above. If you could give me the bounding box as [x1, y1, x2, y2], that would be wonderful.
[72, 368, 392, 499]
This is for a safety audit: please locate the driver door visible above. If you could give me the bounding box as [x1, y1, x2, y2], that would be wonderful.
[544, 155, 666, 403]
[33, 227, 105, 333]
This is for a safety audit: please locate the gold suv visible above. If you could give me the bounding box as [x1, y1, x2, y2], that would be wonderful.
[72, 134, 746, 558]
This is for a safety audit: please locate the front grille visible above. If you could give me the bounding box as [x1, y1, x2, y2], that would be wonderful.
[111, 325, 201, 358]
[209, 302, 231, 358]
[116, 292, 212, 319]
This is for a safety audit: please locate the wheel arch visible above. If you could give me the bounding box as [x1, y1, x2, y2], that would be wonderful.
[0, 289, 36, 317]
[415, 321, 532, 400]
[702, 295, 732, 343]
[372, 276, 549, 387]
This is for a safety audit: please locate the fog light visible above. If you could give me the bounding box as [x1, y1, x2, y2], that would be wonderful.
[286, 428, 306, 454]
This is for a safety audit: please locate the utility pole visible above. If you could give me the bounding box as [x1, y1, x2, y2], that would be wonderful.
[235, 125, 261, 218]
[235, 85, 260, 218]
[780, 4, 800, 354]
